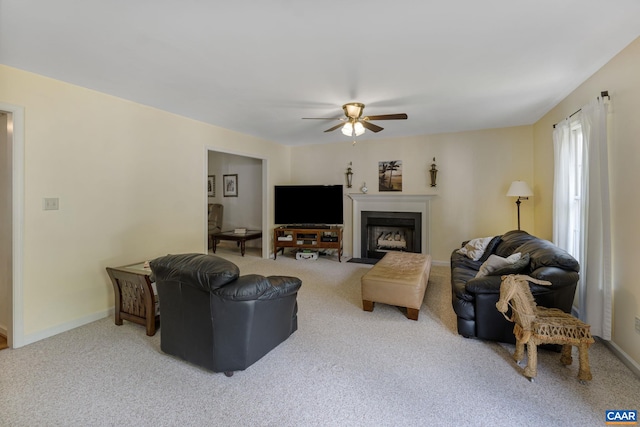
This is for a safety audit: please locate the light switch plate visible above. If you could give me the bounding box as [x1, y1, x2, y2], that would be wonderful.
[43, 197, 59, 210]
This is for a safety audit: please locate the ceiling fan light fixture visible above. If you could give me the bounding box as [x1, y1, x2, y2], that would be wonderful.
[341, 121, 365, 137]
[353, 121, 365, 136]
[305, 102, 406, 136]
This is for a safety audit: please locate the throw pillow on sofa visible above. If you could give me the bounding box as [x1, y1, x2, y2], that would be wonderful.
[475, 253, 522, 278]
[477, 235, 502, 262]
[458, 236, 499, 261]
[490, 253, 530, 276]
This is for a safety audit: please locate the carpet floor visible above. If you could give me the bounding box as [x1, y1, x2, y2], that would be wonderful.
[0, 246, 638, 426]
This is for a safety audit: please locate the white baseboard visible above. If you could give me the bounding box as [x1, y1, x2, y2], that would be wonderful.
[21, 308, 114, 347]
[603, 339, 640, 379]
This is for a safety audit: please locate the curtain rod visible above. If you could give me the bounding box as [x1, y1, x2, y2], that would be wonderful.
[552, 91, 609, 128]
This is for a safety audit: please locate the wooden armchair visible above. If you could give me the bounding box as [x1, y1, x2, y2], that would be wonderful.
[496, 274, 594, 383]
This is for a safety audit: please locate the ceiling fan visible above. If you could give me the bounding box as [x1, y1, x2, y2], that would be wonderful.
[303, 102, 408, 137]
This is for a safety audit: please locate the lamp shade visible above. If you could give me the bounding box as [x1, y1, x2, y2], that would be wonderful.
[506, 180, 533, 197]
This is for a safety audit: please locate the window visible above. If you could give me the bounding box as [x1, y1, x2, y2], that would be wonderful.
[567, 120, 583, 260]
[553, 96, 612, 339]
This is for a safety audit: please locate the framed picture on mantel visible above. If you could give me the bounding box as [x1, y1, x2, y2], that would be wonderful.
[223, 174, 238, 197]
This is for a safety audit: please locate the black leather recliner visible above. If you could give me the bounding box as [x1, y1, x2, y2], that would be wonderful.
[149, 253, 301, 376]
[451, 230, 579, 344]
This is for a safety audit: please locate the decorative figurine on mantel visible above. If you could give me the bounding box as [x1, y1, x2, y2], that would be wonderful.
[361, 182, 368, 193]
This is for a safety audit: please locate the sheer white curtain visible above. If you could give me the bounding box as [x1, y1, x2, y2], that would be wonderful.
[579, 98, 612, 339]
[552, 97, 612, 339]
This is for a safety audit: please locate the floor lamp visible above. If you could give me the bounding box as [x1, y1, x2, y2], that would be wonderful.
[506, 181, 533, 230]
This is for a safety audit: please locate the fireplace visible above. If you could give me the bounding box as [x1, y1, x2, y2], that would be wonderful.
[361, 211, 422, 259]
[349, 194, 433, 259]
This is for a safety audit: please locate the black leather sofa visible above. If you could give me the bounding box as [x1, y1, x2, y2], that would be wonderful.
[150, 253, 301, 376]
[451, 230, 579, 344]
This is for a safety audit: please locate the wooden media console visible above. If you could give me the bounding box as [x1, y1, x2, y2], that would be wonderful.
[273, 226, 343, 262]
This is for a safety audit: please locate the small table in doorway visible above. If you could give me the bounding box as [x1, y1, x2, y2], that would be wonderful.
[211, 230, 262, 256]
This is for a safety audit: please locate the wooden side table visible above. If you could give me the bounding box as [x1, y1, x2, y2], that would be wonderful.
[106, 261, 159, 336]
[211, 230, 262, 256]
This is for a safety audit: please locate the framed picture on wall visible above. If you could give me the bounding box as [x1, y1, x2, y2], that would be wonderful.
[223, 174, 238, 197]
[378, 160, 403, 192]
[207, 175, 215, 197]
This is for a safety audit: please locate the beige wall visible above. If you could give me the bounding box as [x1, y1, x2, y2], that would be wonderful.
[533, 37, 640, 366]
[291, 126, 535, 262]
[0, 65, 290, 344]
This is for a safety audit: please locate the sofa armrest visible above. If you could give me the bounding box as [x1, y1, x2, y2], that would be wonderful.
[213, 274, 301, 301]
[529, 266, 579, 289]
[465, 276, 503, 294]
[466, 268, 578, 295]
[260, 276, 302, 300]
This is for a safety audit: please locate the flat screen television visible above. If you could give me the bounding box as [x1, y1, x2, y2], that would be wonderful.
[274, 185, 344, 226]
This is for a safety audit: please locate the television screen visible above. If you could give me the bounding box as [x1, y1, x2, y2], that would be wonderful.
[274, 185, 344, 226]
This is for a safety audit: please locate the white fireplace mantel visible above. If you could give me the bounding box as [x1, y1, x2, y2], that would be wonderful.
[348, 193, 435, 257]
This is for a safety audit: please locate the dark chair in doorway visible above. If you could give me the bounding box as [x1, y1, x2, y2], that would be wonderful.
[208, 203, 223, 249]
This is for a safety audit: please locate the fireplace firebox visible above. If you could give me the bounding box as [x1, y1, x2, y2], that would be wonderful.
[361, 211, 422, 259]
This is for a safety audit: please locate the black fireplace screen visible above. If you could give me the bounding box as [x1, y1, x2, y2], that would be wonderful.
[361, 211, 422, 259]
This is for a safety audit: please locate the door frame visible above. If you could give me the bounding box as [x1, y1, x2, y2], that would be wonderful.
[0, 102, 25, 348]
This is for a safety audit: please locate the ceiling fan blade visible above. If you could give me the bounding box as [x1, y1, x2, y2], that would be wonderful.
[363, 113, 408, 121]
[302, 117, 342, 120]
[361, 120, 384, 133]
[324, 123, 346, 133]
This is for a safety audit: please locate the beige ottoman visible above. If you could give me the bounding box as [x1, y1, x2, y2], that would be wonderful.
[361, 252, 432, 320]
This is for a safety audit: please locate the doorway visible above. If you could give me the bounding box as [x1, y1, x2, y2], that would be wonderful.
[0, 103, 25, 349]
[206, 149, 268, 258]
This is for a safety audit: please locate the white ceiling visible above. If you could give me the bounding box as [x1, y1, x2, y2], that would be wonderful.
[2, 1, 639, 146]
